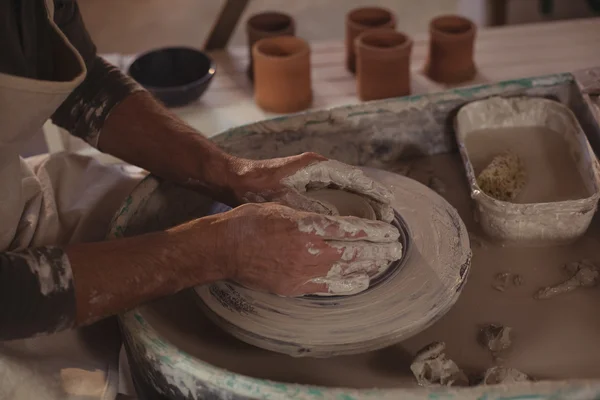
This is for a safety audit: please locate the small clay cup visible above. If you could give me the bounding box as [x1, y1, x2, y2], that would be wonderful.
[346, 7, 396, 74]
[355, 29, 413, 101]
[424, 15, 477, 84]
[246, 12, 295, 81]
[252, 36, 312, 113]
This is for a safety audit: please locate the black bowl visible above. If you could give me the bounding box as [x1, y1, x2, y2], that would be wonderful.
[128, 47, 216, 108]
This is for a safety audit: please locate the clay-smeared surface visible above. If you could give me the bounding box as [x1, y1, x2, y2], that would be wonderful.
[135, 153, 600, 388]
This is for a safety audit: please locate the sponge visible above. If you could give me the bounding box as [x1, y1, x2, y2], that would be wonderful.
[476, 152, 526, 202]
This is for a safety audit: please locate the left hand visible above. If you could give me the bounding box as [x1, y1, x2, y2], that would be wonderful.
[227, 152, 394, 223]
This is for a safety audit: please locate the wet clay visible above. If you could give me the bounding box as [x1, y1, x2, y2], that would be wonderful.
[280, 160, 395, 223]
[136, 153, 600, 388]
[465, 126, 590, 203]
[478, 324, 512, 356]
[535, 260, 600, 300]
[410, 342, 469, 387]
[304, 189, 377, 220]
[482, 366, 531, 385]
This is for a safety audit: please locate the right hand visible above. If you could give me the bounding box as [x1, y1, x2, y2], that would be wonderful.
[201, 203, 402, 296]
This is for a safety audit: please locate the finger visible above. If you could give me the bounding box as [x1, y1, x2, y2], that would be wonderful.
[281, 160, 394, 206]
[328, 240, 403, 263]
[300, 273, 371, 296]
[297, 214, 400, 242]
[272, 152, 327, 171]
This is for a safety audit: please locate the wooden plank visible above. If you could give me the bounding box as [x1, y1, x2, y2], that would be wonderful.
[203, 0, 249, 51]
[488, 0, 508, 26]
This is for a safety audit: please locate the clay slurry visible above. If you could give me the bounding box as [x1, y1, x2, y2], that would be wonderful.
[465, 126, 590, 203]
[135, 154, 600, 389]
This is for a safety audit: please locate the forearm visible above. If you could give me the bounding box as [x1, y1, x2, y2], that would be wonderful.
[99, 91, 240, 202]
[69, 221, 225, 325]
[0, 219, 226, 340]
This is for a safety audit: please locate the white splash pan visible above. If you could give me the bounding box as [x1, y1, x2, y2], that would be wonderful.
[455, 96, 600, 245]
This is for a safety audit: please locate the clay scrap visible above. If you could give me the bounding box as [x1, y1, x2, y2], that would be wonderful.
[478, 324, 512, 356]
[535, 260, 600, 300]
[476, 151, 526, 202]
[410, 342, 469, 387]
[482, 366, 531, 385]
[411, 339, 532, 388]
[492, 272, 523, 292]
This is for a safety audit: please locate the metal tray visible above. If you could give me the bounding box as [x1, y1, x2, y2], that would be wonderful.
[455, 96, 600, 245]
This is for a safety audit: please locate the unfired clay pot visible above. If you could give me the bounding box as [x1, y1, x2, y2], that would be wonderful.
[345, 7, 396, 74]
[252, 36, 312, 113]
[424, 15, 477, 84]
[246, 12, 295, 81]
[355, 29, 413, 101]
[305, 189, 377, 220]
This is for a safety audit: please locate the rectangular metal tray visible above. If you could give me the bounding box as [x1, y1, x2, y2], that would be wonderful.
[455, 96, 600, 245]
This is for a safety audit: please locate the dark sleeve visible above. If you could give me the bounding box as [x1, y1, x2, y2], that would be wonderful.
[0, 247, 76, 341]
[50, 0, 143, 148]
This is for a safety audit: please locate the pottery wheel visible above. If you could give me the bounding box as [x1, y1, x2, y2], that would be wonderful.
[194, 168, 471, 357]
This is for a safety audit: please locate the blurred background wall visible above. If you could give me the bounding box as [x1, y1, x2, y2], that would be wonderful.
[78, 0, 600, 54]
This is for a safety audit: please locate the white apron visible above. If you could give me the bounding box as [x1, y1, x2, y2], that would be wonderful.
[0, 0, 142, 398]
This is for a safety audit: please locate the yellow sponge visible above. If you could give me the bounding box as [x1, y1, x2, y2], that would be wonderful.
[477, 152, 526, 202]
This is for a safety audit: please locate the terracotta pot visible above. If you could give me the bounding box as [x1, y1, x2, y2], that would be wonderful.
[246, 12, 295, 80]
[355, 29, 413, 101]
[346, 7, 396, 74]
[252, 36, 312, 113]
[424, 15, 477, 84]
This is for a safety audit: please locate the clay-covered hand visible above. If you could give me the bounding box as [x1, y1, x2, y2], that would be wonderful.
[228, 152, 395, 223]
[207, 203, 402, 296]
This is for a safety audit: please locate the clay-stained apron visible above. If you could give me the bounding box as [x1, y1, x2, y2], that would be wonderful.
[0, 0, 141, 398]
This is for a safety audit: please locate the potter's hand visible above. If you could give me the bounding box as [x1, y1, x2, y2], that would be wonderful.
[208, 203, 402, 296]
[229, 153, 395, 222]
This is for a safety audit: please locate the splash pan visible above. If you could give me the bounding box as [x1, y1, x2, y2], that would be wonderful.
[194, 170, 472, 358]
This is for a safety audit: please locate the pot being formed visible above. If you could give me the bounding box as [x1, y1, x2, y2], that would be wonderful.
[252, 36, 312, 113]
[345, 7, 396, 74]
[424, 15, 477, 84]
[356, 29, 413, 101]
[246, 12, 295, 81]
